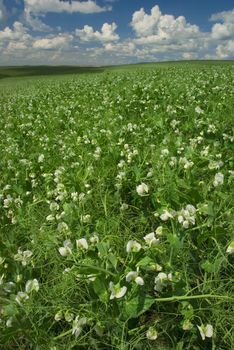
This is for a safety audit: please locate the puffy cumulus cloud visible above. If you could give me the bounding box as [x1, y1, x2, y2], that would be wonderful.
[33, 34, 73, 49]
[0, 0, 7, 22]
[75, 22, 119, 42]
[104, 41, 135, 54]
[24, 0, 111, 15]
[24, 0, 111, 31]
[0, 21, 32, 57]
[216, 40, 234, 58]
[131, 5, 200, 44]
[182, 52, 198, 60]
[0, 21, 30, 41]
[7, 41, 28, 51]
[24, 9, 53, 32]
[210, 8, 234, 40]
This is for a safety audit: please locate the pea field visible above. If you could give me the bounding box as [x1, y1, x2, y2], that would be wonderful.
[0, 62, 234, 349]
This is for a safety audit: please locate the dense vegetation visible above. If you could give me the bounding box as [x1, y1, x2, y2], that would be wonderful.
[0, 62, 233, 349]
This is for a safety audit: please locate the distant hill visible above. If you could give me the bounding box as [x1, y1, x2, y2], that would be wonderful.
[0, 61, 233, 80]
[0, 66, 104, 80]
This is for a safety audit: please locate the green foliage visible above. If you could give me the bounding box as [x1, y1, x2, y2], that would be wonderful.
[0, 62, 233, 349]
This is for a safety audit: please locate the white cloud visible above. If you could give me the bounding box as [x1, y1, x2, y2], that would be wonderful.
[24, 0, 111, 15]
[7, 41, 28, 50]
[211, 9, 234, 40]
[0, 21, 32, 57]
[33, 34, 73, 49]
[24, 9, 53, 32]
[1, 4, 234, 65]
[216, 40, 234, 58]
[104, 41, 135, 55]
[131, 5, 200, 43]
[24, 0, 111, 32]
[182, 52, 198, 60]
[75, 22, 119, 42]
[0, 21, 30, 41]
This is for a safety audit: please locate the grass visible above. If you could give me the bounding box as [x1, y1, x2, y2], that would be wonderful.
[0, 61, 233, 349]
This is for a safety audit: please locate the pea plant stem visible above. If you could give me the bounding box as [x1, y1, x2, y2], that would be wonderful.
[155, 294, 233, 303]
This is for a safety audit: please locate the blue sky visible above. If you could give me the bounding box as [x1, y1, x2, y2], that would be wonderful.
[0, 0, 234, 65]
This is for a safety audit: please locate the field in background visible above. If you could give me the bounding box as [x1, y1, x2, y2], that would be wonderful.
[0, 60, 234, 80]
[0, 61, 233, 349]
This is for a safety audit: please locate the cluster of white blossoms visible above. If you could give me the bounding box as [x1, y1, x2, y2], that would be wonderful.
[72, 316, 88, 338]
[58, 237, 91, 256]
[159, 209, 175, 221]
[177, 204, 196, 229]
[126, 227, 163, 253]
[179, 157, 194, 169]
[126, 240, 142, 253]
[213, 172, 224, 187]
[126, 269, 144, 286]
[109, 282, 127, 300]
[15, 279, 39, 306]
[154, 272, 172, 292]
[197, 324, 213, 340]
[93, 146, 101, 160]
[195, 106, 204, 114]
[14, 249, 33, 266]
[146, 326, 158, 340]
[226, 241, 234, 255]
[144, 232, 160, 247]
[136, 183, 149, 196]
[80, 214, 91, 224]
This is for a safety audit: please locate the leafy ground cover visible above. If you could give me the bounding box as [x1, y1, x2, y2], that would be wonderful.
[0, 62, 234, 349]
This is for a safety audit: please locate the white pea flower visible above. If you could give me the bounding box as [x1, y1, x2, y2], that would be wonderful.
[146, 327, 158, 340]
[38, 154, 45, 163]
[14, 249, 33, 266]
[154, 272, 172, 292]
[72, 316, 87, 337]
[58, 239, 72, 257]
[46, 214, 55, 222]
[65, 311, 74, 322]
[15, 291, 29, 305]
[155, 226, 163, 236]
[120, 203, 129, 210]
[109, 282, 127, 300]
[90, 234, 99, 244]
[213, 172, 224, 187]
[144, 232, 160, 247]
[226, 241, 234, 255]
[126, 240, 142, 253]
[197, 324, 213, 340]
[76, 238, 88, 250]
[126, 270, 144, 285]
[126, 271, 137, 282]
[195, 106, 204, 114]
[49, 202, 59, 212]
[177, 205, 196, 228]
[80, 214, 91, 223]
[160, 209, 173, 221]
[135, 276, 144, 285]
[71, 192, 78, 202]
[182, 320, 193, 330]
[6, 317, 13, 328]
[160, 148, 169, 157]
[182, 220, 190, 229]
[54, 311, 63, 321]
[186, 205, 196, 215]
[136, 183, 149, 196]
[25, 279, 39, 293]
[57, 222, 69, 232]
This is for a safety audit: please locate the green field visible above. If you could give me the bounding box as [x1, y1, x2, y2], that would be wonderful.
[0, 62, 234, 349]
